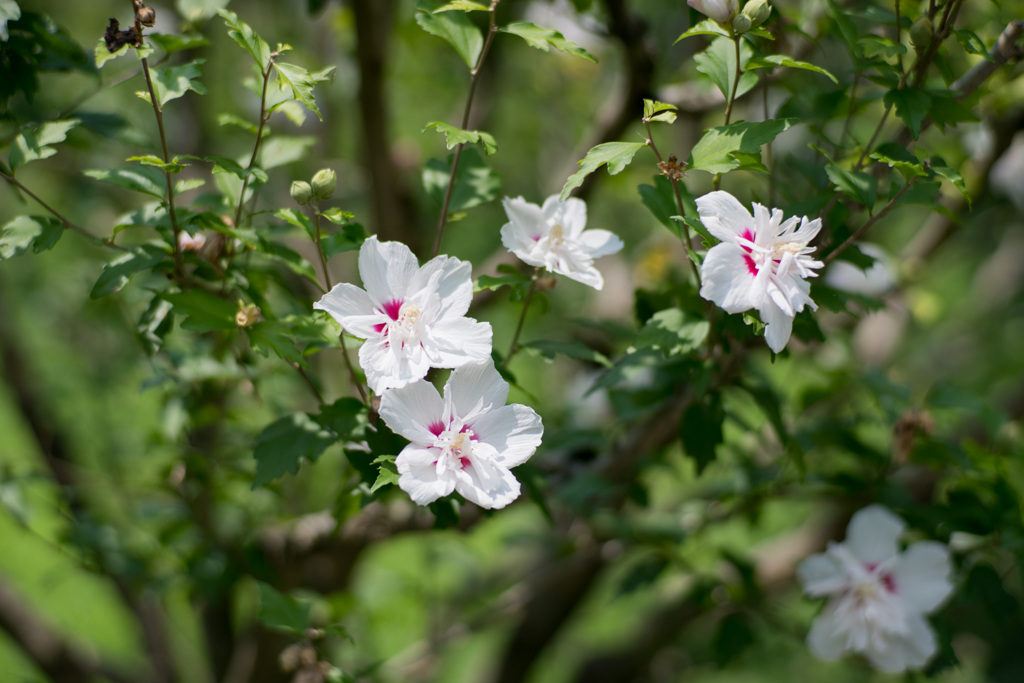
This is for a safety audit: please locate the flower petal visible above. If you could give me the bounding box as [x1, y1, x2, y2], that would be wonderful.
[695, 191, 755, 243]
[577, 228, 624, 259]
[806, 606, 848, 661]
[699, 243, 763, 313]
[471, 403, 543, 468]
[845, 504, 904, 565]
[414, 255, 473, 320]
[396, 445, 456, 505]
[445, 360, 509, 418]
[379, 379, 445, 445]
[423, 318, 493, 369]
[891, 541, 953, 614]
[798, 552, 847, 597]
[313, 283, 380, 338]
[503, 196, 545, 239]
[359, 236, 419, 302]
[760, 298, 795, 353]
[456, 455, 521, 509]
[359, 335, 430, 393]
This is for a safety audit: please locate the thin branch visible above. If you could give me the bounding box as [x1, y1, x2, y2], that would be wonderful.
[823, 179, 917, 266]
[339, 333, 368, 405]
[0, 171, 128, 251]
[505, 270, 539, 363]
[234, 63, 274, 230]
[431, 0, 502, 258]
[132, 0, 185, 285]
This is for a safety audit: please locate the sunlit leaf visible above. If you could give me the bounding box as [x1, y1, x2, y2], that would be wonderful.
[826, 162, 876, 208]
[434, 1, 489, 11]
[423, 145, 501, 213]
[85, 165, 167, 198]
[688, 119, 795, 175]
[218, 9, 271, 70]
[560, 141, 647, 200]
[424, 121, 497, 155]
[416, 3, 483, 68]
[745, 55, 838, 83]
[0, 215, 63, 260]
[500, 22, 597, 62]
[8, 119, 80, 170]
[136, 59, 207, 107]
[90, 244, 167, 298]
[252, 412, 335, 487]
[273, 62, 334, 121]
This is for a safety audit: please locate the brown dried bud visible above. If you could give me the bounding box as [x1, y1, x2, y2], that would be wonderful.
[658, 154, 687, 181]
[279, 644, 303, 672]
[137, 5, 156, 27]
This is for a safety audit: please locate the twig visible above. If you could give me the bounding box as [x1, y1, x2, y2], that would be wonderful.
[505, 270, 539, 363]
[823, 179, 917, 266]
[0, 171, 128, 251]
[431, 0, 502, 258]
[234, 63, 274, 230]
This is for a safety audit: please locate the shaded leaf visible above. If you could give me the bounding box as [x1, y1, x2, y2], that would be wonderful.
[633, 308, 709, 357]
[423, 145, 501, 213]
[826, 163, 876, 208]
[745, 54, 837, 83]
[148, 32, 210, 54]
[84, 165, 167, 198]
[253, 412, 335, 487]
[884, 87, 930, 139]
[522, 340, 611, 368]
[257, 582, 312, 634]
[136, 59, 207, 107]
[680, 393, 724, 474]
[273, 62, 334, 121]
[90, 244, 167, 298]
[160, 289, 237, 332]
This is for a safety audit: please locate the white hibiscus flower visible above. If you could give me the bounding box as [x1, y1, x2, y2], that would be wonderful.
[687, 0, 736, 23]
[500, 195, 623, 290]
[378, 360, 544, 509]
[313, 236, 492, 394]
[696, 190, 823, 352]
[798, 505, 954, 673]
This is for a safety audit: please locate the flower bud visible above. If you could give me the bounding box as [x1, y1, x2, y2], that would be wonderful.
[687, 0, 736, 25]
[236, 303, 261, 328]
[137, 5, 156, 27]
[731, 13, 752, 33]
[741, 0, 771, 27]
[311, 168, 336, 201]
[290, 180, 313, 206]
[909, 18, 933, 50]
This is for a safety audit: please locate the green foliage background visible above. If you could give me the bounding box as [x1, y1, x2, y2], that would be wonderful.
[1, 0, 1023, 681]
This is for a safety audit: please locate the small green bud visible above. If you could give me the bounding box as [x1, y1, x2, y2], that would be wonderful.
[290, 180, 313, 206]
[731, 13, 752, 33]
[742, 0, 771, 27]
[311, 168, 337, 201]
[909, 18, 933, 51]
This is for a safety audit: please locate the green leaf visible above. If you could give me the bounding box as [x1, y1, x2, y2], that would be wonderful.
[257, 583, 313, 634]
[147, 33, 210, 54]
[84, 165, 167, 198]
[713, 611, 756, 667]
[127, 154, 190, 174]
[416, 4, 483, 69]
[90, 244, 167, 298]
[633, 308, 709, 357]
[94, 38, 131, 68]
[932, 165, 970, 206]
[259, 135, 316, 170]
[955, 29, 992, 60]
[560, 141, 648, 200]
[423, 145, 501, 213]
[694, 37, 757, 101]
[424, 121, 497, 155]
[500, 22, 597, 62]
[825, 163, 876, 208]
[177, 0, 230, 22]
[680, 393, 724, 474]
[253, 412, 335, 488]
[322, 223, 368, 259]
[160, 289, 238, 332]
[643, 99, 677, 124]
[218, 9, 271, 70]
[745, 55, 837, 83]
[856, 35, 906, 59]
[0, 0, 20, 41]
[274, 208, 315, 240]
[8, 119, 80, 170]
[206, 155, 267, 184]
[247, 321, 306, 365]
[369, 456, 399, 494]
[884, 87, 930, 139]
[0, 215, 63, 260]
[638, 176, 679, 232]
[688, 119, 796, 175]
[234, 230, 320, 285]
[475, 267, 532, 293]
[217, 113, 259, 135]
[522, 340, 611, 368]
[870, 143, 927, 181]
[434, 1, 489, 10]
[136, 59, 207, 107]
[675, 19, 730, 43]
[273, 62, 334, 121]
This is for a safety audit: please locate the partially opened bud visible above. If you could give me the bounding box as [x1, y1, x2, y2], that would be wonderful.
[311, 168, 336, 201]
[687, 0, 736, 25]
[290, 180, 313, 205]
[742, 0, 771, 27]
